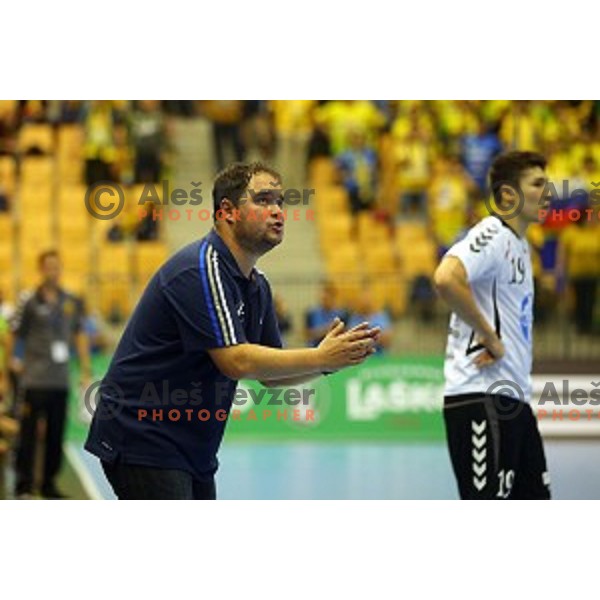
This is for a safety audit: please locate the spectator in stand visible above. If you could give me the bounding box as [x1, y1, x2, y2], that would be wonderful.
[461, 117, 502, 195]
[0, 101, 18, 154]
[129, 100, 168, 183]
[0, 184, 9, 212]
[315, 100, 385, 156]
[307, 112, 332, 166]
[305, 281, 348, 347]
[59, 100, 83, 124]
[498, 100, 537, 151]
[82, 101, 119, 185]
[19, 100, 48, 123]
[242, 101, 275, 164]
[270, 100, 316, 189]
[136, 201, 160, 242]
[427, 154, 476, 256]
[393, 119, 434, 215]
[336, 130, 378, 214]
[202, 101, 245, 172]
[557, 212, 600, 334]
[347, 288, 392, 355]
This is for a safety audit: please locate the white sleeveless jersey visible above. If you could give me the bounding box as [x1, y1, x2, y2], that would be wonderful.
[443, 216, 534, 402]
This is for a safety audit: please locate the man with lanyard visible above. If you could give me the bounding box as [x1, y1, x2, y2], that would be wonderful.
[11, 251, 90, 499]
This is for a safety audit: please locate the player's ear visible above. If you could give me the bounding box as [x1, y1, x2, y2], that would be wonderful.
[498, 183, 517, 209]
[219, 197, 237, 225]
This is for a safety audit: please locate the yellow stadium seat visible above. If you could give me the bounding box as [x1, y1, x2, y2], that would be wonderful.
[20, 157, 54, 186]
[58, 184, 88, 212]
[57, 198, 90, 227]
[98, 243, 131, 277]
[0, 101, 17, 119]
[18, 124, 54, 154]
[0, 156, 17, 196]
[58, 220, 90, 246]
[395, 221, 429, 249]
[57, 125, 83, 153]
[0, 242, 13, 272]
[20, 218, 54, 244]
[59, 241, 92, 294]
[134, 242, 168, 278]
[398, 238, 437, 279]
[386, 278, 409, 318]
[0, 215, 13, 242]
[308, 157, 338, 186]
[98, 279, 131, 319]
[324, 241, 360, 272]
[364, 242, 397, 276]
[325, 242, 363, 307]
[0, 273, 15, 302]
[60, 244, 91, 273]
[19, 183, 53, 211]
[312, 185, 350, 216]
[317, 212, 354, 244]
[356, 212, 390, 245]
[329, 275, 363, 310]
[19, 247, 49, 289]
[20, 210, 53, 232]
[57, 156, 83, 184]
[60, 273, 88, 295]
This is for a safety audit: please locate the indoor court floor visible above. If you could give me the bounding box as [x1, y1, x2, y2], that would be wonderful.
[73, 439, 600, 500]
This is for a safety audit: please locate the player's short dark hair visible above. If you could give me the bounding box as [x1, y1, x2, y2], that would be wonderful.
[489, 151, 547, 202]
[212, 162, 281, 220]
[38, 249, 60, 267]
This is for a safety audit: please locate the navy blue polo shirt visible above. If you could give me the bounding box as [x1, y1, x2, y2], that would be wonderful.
[85, 229, 282, 480]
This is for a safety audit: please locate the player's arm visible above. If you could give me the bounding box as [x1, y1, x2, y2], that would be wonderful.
[208, 320, 380, 381]
[434, 255, 505, 366]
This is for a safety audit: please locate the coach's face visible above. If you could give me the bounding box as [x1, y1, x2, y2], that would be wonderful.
[235, 171, 285, 254]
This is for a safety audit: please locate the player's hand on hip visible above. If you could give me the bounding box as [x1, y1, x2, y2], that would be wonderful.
[473, 334, 505, 368]
[318, 320, 381, 370]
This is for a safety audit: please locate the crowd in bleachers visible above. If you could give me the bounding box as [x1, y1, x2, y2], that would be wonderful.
[294, 101, 600, 333]
[0, 100, 599, 335]
[0, 101, 175, 324]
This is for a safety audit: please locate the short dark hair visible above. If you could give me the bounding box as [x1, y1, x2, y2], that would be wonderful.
[489, 151, 547, 201]
[212, 162, 282, 219]
[38, 249, 60, 267]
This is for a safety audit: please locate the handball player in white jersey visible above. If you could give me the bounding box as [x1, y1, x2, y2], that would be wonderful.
[434, 151, 552, 499]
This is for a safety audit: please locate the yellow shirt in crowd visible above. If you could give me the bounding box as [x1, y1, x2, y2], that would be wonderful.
[270, 101, 316, 135]
[316, 101, 385, 154]
[560, 225, 600, 278]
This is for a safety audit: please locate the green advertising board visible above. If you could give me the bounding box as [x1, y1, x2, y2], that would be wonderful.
[224, 355, 446, 442]
[68, 355, 447, 444]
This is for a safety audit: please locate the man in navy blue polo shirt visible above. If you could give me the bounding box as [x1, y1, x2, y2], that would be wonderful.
[85, 162, 380, 499]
